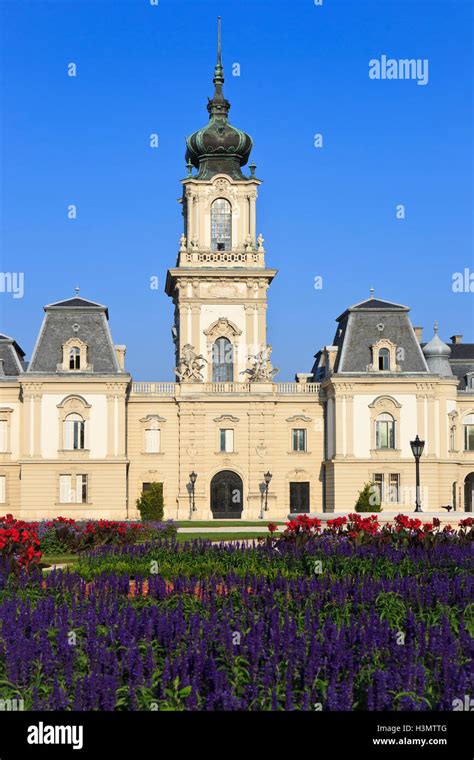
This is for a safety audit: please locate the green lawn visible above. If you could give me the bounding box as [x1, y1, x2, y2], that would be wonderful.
[176, 532, 267, 542]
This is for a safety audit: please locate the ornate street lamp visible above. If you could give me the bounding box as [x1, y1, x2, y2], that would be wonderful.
[410, 436, 425, 513]
[260, 471, 272, 519]
[189, 471, 197, 518]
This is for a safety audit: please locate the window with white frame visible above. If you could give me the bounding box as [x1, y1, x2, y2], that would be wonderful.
[464, 414, 474, 451]
[59, 474, 88, 504]
[292, 429, 307, 452]
[145, 426, 161, 453]
[0, 475, 5, 503]
[219, 429, 234, 453]
[375, 413, 396, 449]
[373, 474, 384, 504]
[63, 413, 85, 450]
[0, 420, 7, 453]
[388, 474, 400, 503]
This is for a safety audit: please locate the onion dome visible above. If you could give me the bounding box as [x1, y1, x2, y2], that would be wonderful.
[422, 322, 453, 376]
[185, 18, 253, 181]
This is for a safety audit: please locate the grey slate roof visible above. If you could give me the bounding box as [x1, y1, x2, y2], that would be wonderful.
[447, 344, 474, 389]
[28, 297, 120, 374]
[333, 298, 428, 374]
[0, 335, 25, 377]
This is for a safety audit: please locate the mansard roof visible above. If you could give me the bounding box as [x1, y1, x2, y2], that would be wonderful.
[45, 296, 108, 317]
[445, 343, 474, 389]
[0, 334, 26, 377]
[331, 296, 428, 374]
[27, 296, 120, 374]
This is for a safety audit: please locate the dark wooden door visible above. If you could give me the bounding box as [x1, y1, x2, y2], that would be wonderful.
[211, 471, 243, 519]
[290, 482, 310, 513]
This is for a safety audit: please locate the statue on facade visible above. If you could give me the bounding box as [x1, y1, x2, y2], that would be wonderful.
[174, 344, 207, 382]
[244, 234, 252, 251]
[241, 344, 278, 382]
[257, 233, 265, 252]
[179, 233, 187, 252]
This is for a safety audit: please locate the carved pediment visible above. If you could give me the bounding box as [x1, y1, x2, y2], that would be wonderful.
[214, 414, 239, 423]
[204, 318, 242, 340]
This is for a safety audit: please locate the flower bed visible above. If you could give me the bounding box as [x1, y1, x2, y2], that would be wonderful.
[0, 535, 472, 711]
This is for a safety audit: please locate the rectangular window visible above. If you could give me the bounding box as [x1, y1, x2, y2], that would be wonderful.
[142, 482, 151, 492]
[219, 429, 234, 453]
[59, 474, 87, 504]
[145, 428, 161, 453]
[0, 421, 7, 453]
[465, 425, 474, 451]
[388, 474, 400, 503]
[289, 482, 310, 513]
[292, 429, 307, 452]
[0, 475, 5, 504]
[77, 475, 88, 504]
[373, 474, 384, 504]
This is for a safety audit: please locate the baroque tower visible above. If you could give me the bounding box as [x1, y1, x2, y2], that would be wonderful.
[165, 18, 277, 384]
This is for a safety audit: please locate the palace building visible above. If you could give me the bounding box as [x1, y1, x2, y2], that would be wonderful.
[1, 27, 473, 521]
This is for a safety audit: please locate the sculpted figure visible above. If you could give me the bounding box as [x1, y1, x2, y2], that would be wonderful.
[174, 344, 208, 382]
[241, 344, 278, 382]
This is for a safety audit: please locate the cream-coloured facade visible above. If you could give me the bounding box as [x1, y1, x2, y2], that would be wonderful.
[1, 39, 473, 521]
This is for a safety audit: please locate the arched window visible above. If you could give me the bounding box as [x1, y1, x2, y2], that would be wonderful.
[375, 412, 395, 449]
[69, 347, 81, 370]
[63, 413, 85, 450]
[212, 337, 233, 382]
[211, 198, 232, 251]
[464, 414, 474, 451]
[378, 348, 390, 371]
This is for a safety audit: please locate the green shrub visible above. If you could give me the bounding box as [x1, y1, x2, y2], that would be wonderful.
[355, 482, 382, 512]
[136, 482, 164, 521]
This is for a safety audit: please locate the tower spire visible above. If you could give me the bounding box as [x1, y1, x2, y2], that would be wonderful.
[208, 16, 228, 118]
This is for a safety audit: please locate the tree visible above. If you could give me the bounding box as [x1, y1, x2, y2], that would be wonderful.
[355, 482, 382, 513]
[136, 482, 164, 521]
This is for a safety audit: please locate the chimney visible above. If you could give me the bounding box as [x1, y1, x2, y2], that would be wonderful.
[115, 345, 126, 371]
[414, 326, 423, 343]
[450, 335, 463, 345]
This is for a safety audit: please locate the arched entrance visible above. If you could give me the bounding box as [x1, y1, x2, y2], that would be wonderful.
[210, 470, 243, 519]
[464, 473, 474, 512]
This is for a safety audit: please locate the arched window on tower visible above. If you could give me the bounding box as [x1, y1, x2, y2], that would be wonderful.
[212, 337, 233, 382]
[211, 198, 232, 251]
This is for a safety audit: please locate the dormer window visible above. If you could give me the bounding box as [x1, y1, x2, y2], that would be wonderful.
[378, 348, 390, 371]
[69, 347, 81, 370]
[369, 339, 400, 373]
[60, 338, 91, 372]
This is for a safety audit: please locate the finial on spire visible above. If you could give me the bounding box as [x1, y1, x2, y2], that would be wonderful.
[433, 320, 439, 335]
[213, 16, 224, 86]
[74, 285, 80, 296]
[369, 286, 375, 298]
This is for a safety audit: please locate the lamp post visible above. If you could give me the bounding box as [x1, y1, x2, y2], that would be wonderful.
[260, 471, 272, 519]
[189, 471, 197, 518]
[410, 435, 425, 513]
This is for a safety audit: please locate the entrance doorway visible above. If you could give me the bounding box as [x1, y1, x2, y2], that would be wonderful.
[464, 473, 474, 512]
[290, 482, 310, 513]
[210, 470, 243, 519]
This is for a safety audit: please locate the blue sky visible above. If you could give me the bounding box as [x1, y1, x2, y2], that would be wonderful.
[0, 0, 472, 380]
